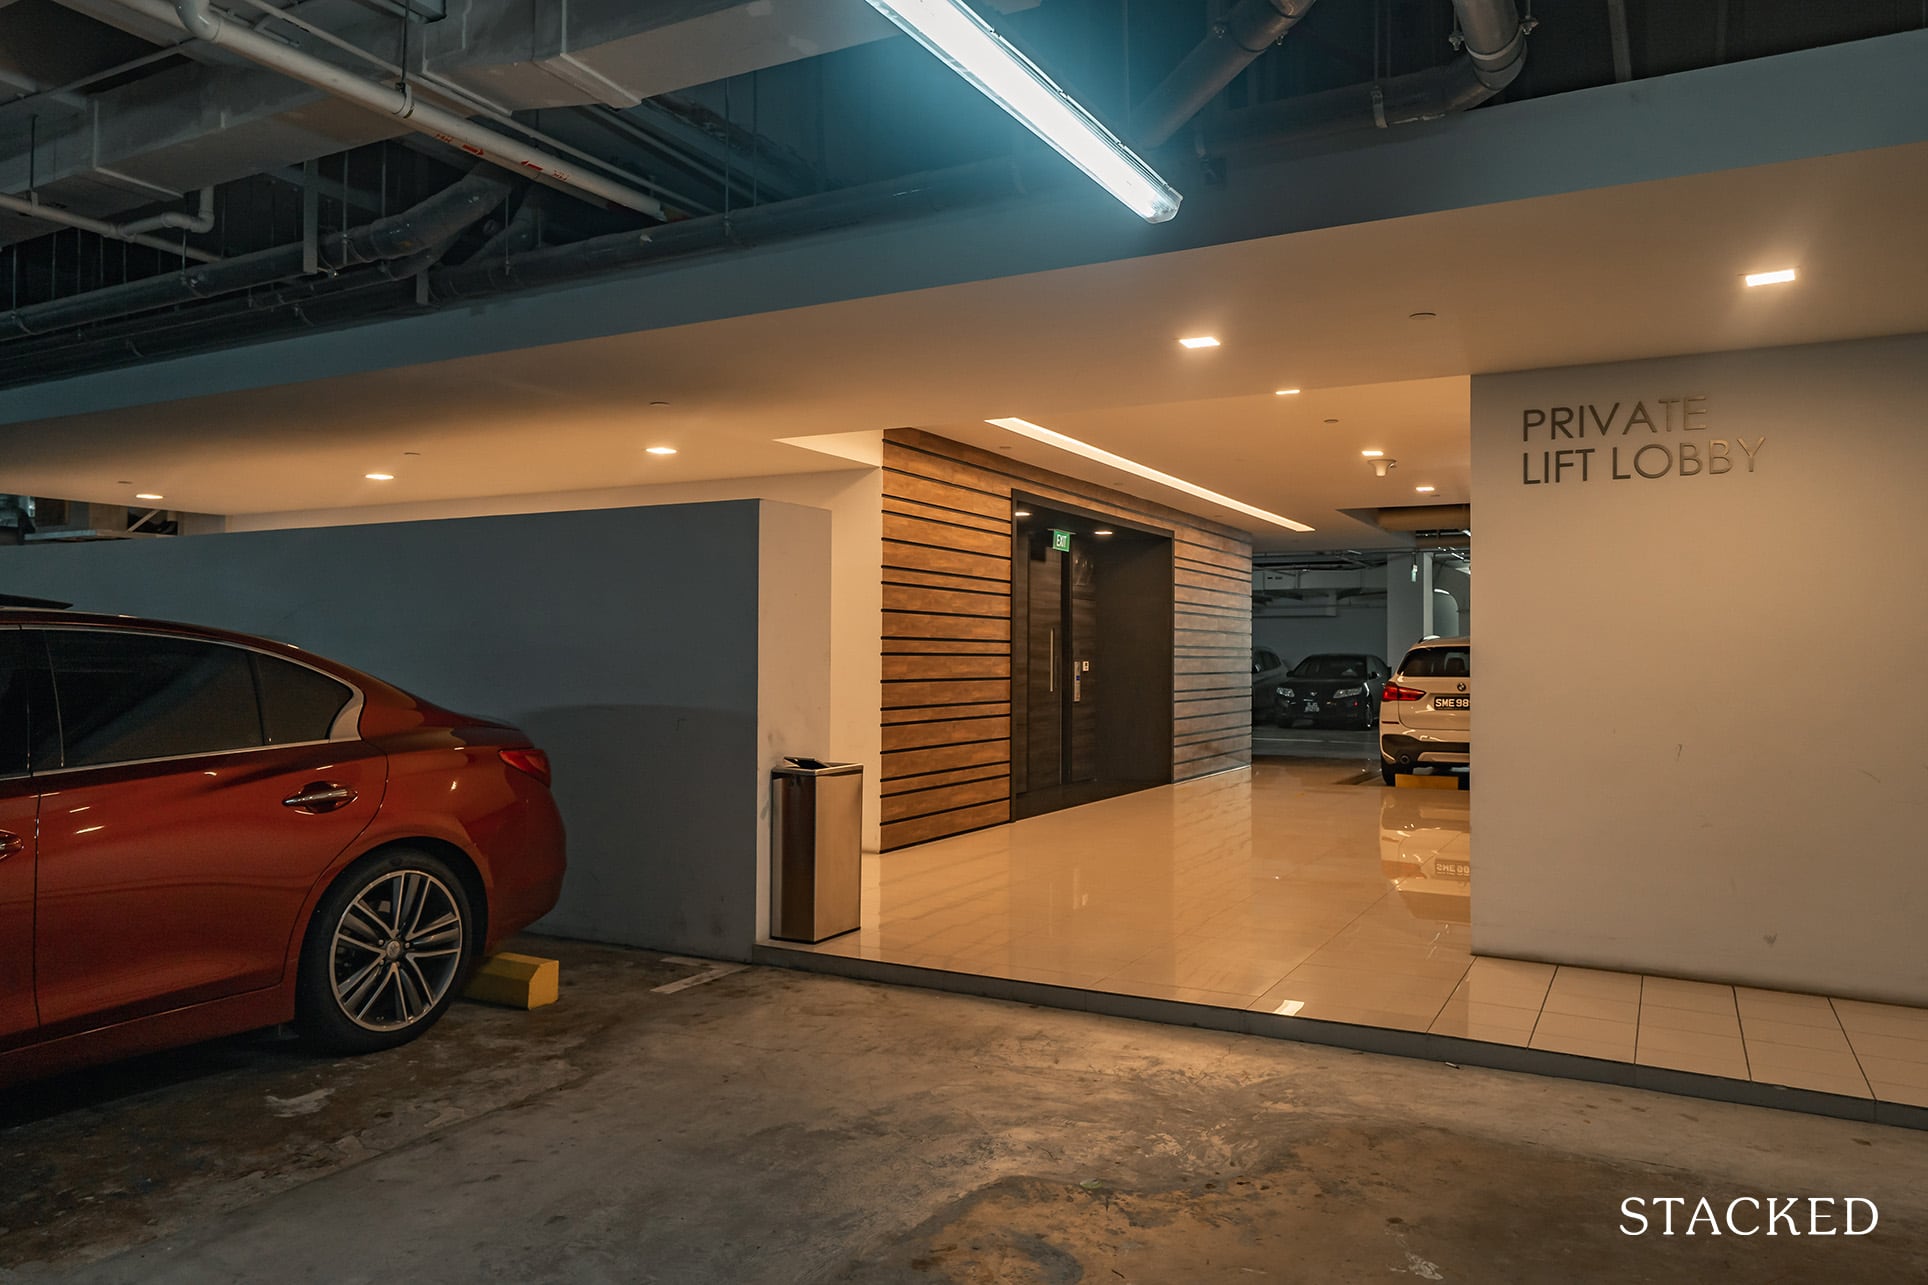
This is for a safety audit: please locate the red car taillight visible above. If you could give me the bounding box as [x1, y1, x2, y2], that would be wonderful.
[499, 747, 552, 787]
[1381, 683, 1426, 702]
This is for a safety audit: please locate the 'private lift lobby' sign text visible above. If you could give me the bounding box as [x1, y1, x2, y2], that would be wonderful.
[1518, 396, 1764, 484]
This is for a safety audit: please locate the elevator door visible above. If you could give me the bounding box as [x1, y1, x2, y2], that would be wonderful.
[1021, 538, 1100, 796]
[1012, 505, 1175, 821]
[1023, 539, 1063, 790]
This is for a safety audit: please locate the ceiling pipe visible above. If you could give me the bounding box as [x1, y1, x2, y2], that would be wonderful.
[117, 187, 216, 237]
[429, 156, 1045, 303]
[1605, 0, 1633, 82]
[0, 191, 222, 263]
[0, 243, 453, 375]
[0, 168, 509, 338]
[1204, 0, 1530, 151]
[76, 0, 665, 220]
[1131, 0, 1321, 149]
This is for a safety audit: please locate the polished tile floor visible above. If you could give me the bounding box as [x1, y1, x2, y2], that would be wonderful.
[796, 760, 1928, 1107]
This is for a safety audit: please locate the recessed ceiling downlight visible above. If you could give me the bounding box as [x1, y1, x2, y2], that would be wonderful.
[984, 416, 1314, 532]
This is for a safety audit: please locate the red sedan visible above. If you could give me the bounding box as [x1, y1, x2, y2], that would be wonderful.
[0, 605, 566, 1088]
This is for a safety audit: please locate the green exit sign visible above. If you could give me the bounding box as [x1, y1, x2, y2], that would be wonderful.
[1050, 529, 1072, 552]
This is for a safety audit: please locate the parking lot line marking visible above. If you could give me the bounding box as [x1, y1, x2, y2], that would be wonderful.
[652, 965, 748, 994]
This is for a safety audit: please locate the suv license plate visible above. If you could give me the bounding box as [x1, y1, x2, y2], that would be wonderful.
[1435, 696, 1470, 710]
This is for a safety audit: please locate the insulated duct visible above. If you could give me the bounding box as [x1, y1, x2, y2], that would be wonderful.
[1205, 0, 1529, 151]
[77, 0, 665, 218]
[0, 169, 510, 338]
[1131, 0, 1321, 149]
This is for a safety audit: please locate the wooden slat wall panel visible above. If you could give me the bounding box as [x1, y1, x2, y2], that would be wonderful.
[882, 716, 1012, 751]
[882, 542, 1009, 581]
[883, 741, 1010, 777]
[884, 701, 1012, 724]
[880, 763, 1011, 795]
[882, 585, 1012, 617]
[880, 431, 1252, 850]
[881, 800, 1013, 849]
[882, 654, 1010, 680]
[882, 612, 1010, 641]
[880, 776, 1012, 823]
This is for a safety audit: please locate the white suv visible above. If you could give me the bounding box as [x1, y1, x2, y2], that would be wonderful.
[1379, 637, 1470, 785]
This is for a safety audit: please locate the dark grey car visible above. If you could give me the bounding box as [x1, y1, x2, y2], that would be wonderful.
[1271, 653, 1390, 729]
[1252, 647, 1291, 719]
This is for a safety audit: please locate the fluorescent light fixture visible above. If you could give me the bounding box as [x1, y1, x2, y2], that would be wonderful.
[364, 472, 394, 481]
[1013, 509, 1031, 517]
[1178, 335, 1220, 349]
[1414, 485, 1436, 494]
[645, 446, 678, 456]
[1744, 267, 1797, 287]
[985, 416, 1314, 532]
[1360, 449, 1384, 458]
[134, 492, 163, 500]
[865, 0, 1181, 222]
[1273, 388, 1300, 396]
[1093, 529, 1114, 536]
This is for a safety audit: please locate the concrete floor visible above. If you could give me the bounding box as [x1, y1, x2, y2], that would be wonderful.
[6, 937, 1927, 1283]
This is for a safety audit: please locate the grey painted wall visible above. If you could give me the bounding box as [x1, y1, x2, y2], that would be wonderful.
[0, 500, 832, 959]
[1470, 332, 1928, 1003]
[1255, 607, 1389, 667]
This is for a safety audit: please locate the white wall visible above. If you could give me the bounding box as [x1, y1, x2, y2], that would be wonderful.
[1471, 332, 1928, 1003]
[0, 501, 832, 960]
[227, 467, 886, 849]
[1254, 605, 1389, 666]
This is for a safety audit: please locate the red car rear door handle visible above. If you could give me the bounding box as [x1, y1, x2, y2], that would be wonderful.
[283, 784, 357, 813]
[0, 830, 21, 859]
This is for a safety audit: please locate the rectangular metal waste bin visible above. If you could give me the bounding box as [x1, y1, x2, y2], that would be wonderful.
[770, 757, 863, 943]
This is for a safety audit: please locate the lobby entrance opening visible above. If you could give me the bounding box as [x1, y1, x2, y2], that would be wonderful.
[1010, 497, 1174, 820]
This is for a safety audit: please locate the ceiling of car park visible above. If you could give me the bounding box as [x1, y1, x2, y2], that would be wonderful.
[2, 135, 1924, 549]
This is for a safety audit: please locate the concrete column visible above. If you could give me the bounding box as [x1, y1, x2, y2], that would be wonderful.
[1386, 553, 1425, 663]
[1420, 551, 1435, 638]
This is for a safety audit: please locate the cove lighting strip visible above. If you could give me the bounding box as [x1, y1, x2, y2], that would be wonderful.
[864, 0, 1181, 223]
[985, 417, 1315, 532]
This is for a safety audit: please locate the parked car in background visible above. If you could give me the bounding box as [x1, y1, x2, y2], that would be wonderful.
[1271, 653, 1390, 729]
[1379, 637, 1471, 785]
[1251, 647, 1291, 720]
[0, 607, 567, 1088]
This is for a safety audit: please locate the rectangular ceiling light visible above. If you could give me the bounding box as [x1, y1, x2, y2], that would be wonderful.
[986, 417, 1314, 532]
[1744, 268, 1797, 287]
[864, 0, 1181, 223]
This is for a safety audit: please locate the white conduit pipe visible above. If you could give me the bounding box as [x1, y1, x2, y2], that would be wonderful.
[118, 186, 215, 236]
[0, 191, 223, 262]
[91, 0, 665, 220]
